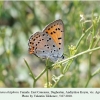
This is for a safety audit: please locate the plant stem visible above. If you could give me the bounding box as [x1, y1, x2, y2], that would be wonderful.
[85, 54, 92, 87]
[53, 74, 64, 87]
[85, 77, 91, 87]
[45, 59, 49, 88]
[92, 68, 100, 77]
[85, 67, 100, 87]
[89, 54, 92, 76]
[76, 33, 85, 49]
[76, 25, 93, 49]
[24, 59, 35, 80]
[53, 46, 100, 66]
[32, 68, 47, 87]
[46, 67, 49, 88]
[24, 59, 47, 87]
[33, 81, 36, 88]
[63, 59, 73, 74]
[35, 67, 47, 81]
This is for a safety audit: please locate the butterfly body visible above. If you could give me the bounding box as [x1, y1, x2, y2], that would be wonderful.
[28, 19, 64, 62]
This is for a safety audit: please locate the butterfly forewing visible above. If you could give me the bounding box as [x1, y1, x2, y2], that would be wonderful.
[43, 19, 64, 56]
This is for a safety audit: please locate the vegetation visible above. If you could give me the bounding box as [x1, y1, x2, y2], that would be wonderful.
[0, 1, 100, 88]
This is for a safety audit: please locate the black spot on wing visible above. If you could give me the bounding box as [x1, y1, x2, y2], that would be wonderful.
[42, 39, 44, 40]
[43, 34, 45, 36]
[59, 43, 61, 45]
[58, 37, 62, 40]
[44, 44, 48, 47]
[55, 28, 57, 31]
[49, 38, 51, 40]
[48, 28, 50, 30]
[51, 32, 53, 35]
[58, 28, 60, 30]
[30, 42, 32, 44]
[33, 39, 35, 41]
[53, 31, 56, 33]
[53, 45, 55, 47]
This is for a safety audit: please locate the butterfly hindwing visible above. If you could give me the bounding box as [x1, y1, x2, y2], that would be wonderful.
[28, 32, 60, 61]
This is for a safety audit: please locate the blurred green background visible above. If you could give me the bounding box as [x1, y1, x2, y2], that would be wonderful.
[0, 1, 100, 88]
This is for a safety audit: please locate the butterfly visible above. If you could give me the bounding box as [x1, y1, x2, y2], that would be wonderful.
[28, 19, 64, 62]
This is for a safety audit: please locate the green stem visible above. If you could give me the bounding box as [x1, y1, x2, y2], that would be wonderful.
[92, 68, 100, 77]
[63, 59, 73, 74]
[93, 36, 100, 48]
[53, 46, 100, 66]
[76, 33, 85, 49]
[85, 25, 93, 33]
[53, 74, 64, 87]
[24, 59, 47, 87]
[85, 77, 91, 87]
[45, 59, 49, 88]
[46, 67, 49, 88]
[85, 54, 92, 87]
[85, 21, 96, 87]
[76, 25, 93, 49]
[35, 68, 47, 87]
[35, 67, 47, 81]
[88, 54, 92, 76]
[33, 81, 36, 88]
[85, 67, 100, 87]
[24, 59, 35, 80]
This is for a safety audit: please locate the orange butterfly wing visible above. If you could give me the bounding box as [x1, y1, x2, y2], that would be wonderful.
[43, 19, 64, 52]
